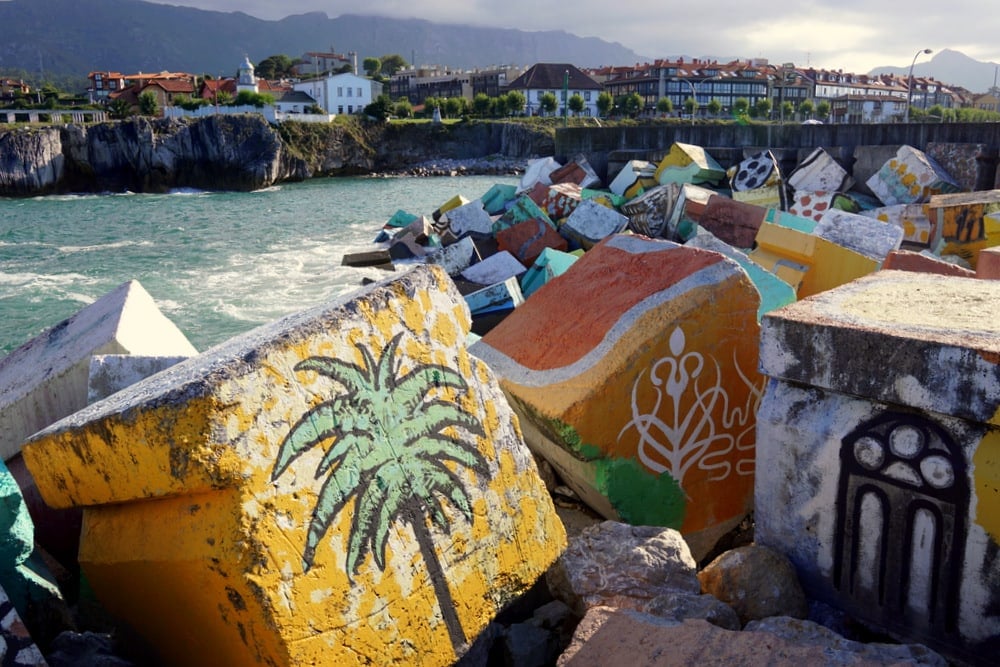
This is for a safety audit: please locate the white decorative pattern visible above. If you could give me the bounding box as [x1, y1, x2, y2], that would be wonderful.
[618, 326, 761, 484]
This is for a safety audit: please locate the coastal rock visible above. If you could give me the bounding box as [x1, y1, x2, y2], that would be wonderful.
[546, 521, 700, 618]
[697, 545, 809, 626]
[0, 126, 64, 195]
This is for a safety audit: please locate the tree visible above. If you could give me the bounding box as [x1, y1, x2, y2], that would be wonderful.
[256, 54, 295, 80]
[234, 90, 275, 107]
[707, 98, 722, 117]
[380, 54, 408, 77]
[733, 97, 750, 116]
[683, 96, 698, 117]
[364, 94, 393, 120]
[271, 333, 488, 653]
[423, 96, 442, 118]
[616, 92, 642, 118]
[797, 99, 814, 119]
[539, 92, 558, 116]
[108, 98, 132, 119]
[927, 104, 945, 121]
[393, 98, 413, 118]
[504, 91, 525, 116]
[816, 100, 831, 121]
[596, 91, 613, 117]
[472, 93, 491, 117]
[656, 97, 673, 117]
[215, 90, 234, 106]
[443, 96, 464, 118]
[138, 91, 158, 116]
[780, 100, 794, 121]
[754, 97, 772, 119]
[363, 57, 382, 78]
[568, 93, 585, 116]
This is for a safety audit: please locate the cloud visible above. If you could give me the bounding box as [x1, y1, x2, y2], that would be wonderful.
[146, 0, 1000, 74]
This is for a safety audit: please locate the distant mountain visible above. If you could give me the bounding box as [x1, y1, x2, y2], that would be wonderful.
[869, 48, 1000, 94]
[0, 0, 644, 87]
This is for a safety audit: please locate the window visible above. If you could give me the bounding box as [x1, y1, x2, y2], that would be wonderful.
[357, 88, 362, 97]
[337, 87, 343, 96]
[584, 91, 591, 101]
[347, 88, 352, 97]
[338, 106, 344, 114]
[348, 105, 353, 113]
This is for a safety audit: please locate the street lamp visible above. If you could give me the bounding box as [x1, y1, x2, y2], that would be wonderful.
[905, 48, 932, 123]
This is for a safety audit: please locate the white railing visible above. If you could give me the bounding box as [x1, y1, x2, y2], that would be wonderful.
[162, 105, 335, 124]
[0, 109, 107, 123]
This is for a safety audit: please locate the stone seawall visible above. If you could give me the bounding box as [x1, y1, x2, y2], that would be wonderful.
[0, 116, 555, 197]
[555, 122, 1000, 188]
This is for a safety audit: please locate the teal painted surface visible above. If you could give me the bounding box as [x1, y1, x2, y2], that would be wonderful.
[480, 184, 517, 216]
[493, 196, 555, 234]
[385, 209, 419, 228]
[519, 247, 579, 298]
[766, 208, 818, 233]
[0, 461, 32, 568]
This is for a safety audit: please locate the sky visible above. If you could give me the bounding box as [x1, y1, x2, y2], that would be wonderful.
[145, 0, 999, 75]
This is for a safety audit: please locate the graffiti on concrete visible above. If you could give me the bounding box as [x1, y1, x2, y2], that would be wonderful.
[834, 411, 967, 635]
[271, 332, 488, 649]
[617, 326, 760, 485]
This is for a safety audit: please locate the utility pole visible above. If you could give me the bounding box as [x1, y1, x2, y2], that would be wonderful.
[563, 69, 569, 127]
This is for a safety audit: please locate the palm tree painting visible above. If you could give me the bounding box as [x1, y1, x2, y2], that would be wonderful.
[270, 332, 488, 651]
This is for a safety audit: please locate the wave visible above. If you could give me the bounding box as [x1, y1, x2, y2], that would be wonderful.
[57, 239, 153, 254]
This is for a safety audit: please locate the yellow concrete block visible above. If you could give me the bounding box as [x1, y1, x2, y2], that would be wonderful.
[23, 265, 565, 667]
[749, 222, 878, 299]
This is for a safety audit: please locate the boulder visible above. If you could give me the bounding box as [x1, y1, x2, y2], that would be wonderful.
[697, 545, 808, 626]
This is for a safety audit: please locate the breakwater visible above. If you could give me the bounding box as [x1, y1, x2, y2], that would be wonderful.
[554, 122, 1000, 187]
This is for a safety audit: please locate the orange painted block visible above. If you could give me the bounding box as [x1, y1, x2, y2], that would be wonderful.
[496, 218, 569, 268]
[472, 235, 763, 561]
[22, 266, 565, 667]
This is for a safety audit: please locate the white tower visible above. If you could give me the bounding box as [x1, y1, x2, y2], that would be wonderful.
[237, 56, 258, 94]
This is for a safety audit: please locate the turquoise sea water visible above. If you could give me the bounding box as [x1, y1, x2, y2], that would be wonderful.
[0, 175, 516, 356]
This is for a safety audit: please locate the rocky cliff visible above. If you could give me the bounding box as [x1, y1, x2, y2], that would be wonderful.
[0, 116, 555, 197]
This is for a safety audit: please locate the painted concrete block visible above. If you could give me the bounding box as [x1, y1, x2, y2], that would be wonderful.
[882, 250, 977, 278]
[789, 190, 860, 223]
[471, 235, 763, 561]
[926, 142, 991, 192]
[583, 188, 626, 211]
[424, 236, 480, 277]
[756, 270, 1000, 665]
[978, 246, 1000, 280]
[0, 280, 197, 462]
[479, 184, 517, 216]
[609, 160, 656, 197]
[787, 147, 854, 194]
[550, 156, 602, 190]
[560, 199, 629, 250]
[87, 355, 190, 404]
[519, 157, 560, 193]
[518, 247, 579, 299]
[685, 230, 797, 321]
[862, 204, 935, 248]
[814, 209, 904, 263]
[374, 210, 420, 242]
[460, 251, 527, 286]
[620, 183, 680, 239]
[699, 196, 767, 249]
[667, 184, 715, 242]
[527, 182, 583, 222]
[22, 265, 566, 667]
[925, 191, 1000, 268]
[749, 222, 879, 299]
[765, 208, 817, 234]
[464, 277, 525, 317]
[729, 150, 782, 192]
[445, 200, 493, 238]
[654, 143, 726, 187]
[493, 195, 556, 235]
[0, 581, 47, 666]
[431, 194, 469, 222]
[866, 145, 962, 206]
[496, 217, 569, 268]
[387, 230, 427, 260]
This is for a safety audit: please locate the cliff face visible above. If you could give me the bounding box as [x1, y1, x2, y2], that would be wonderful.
[0, 116, 554, 197]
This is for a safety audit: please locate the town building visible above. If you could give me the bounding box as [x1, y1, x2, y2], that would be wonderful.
[595, 58, 770, 117]
[0, 78, 30, 102]
[506, 63, 603, 116]
[293, 72, 382, 115]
